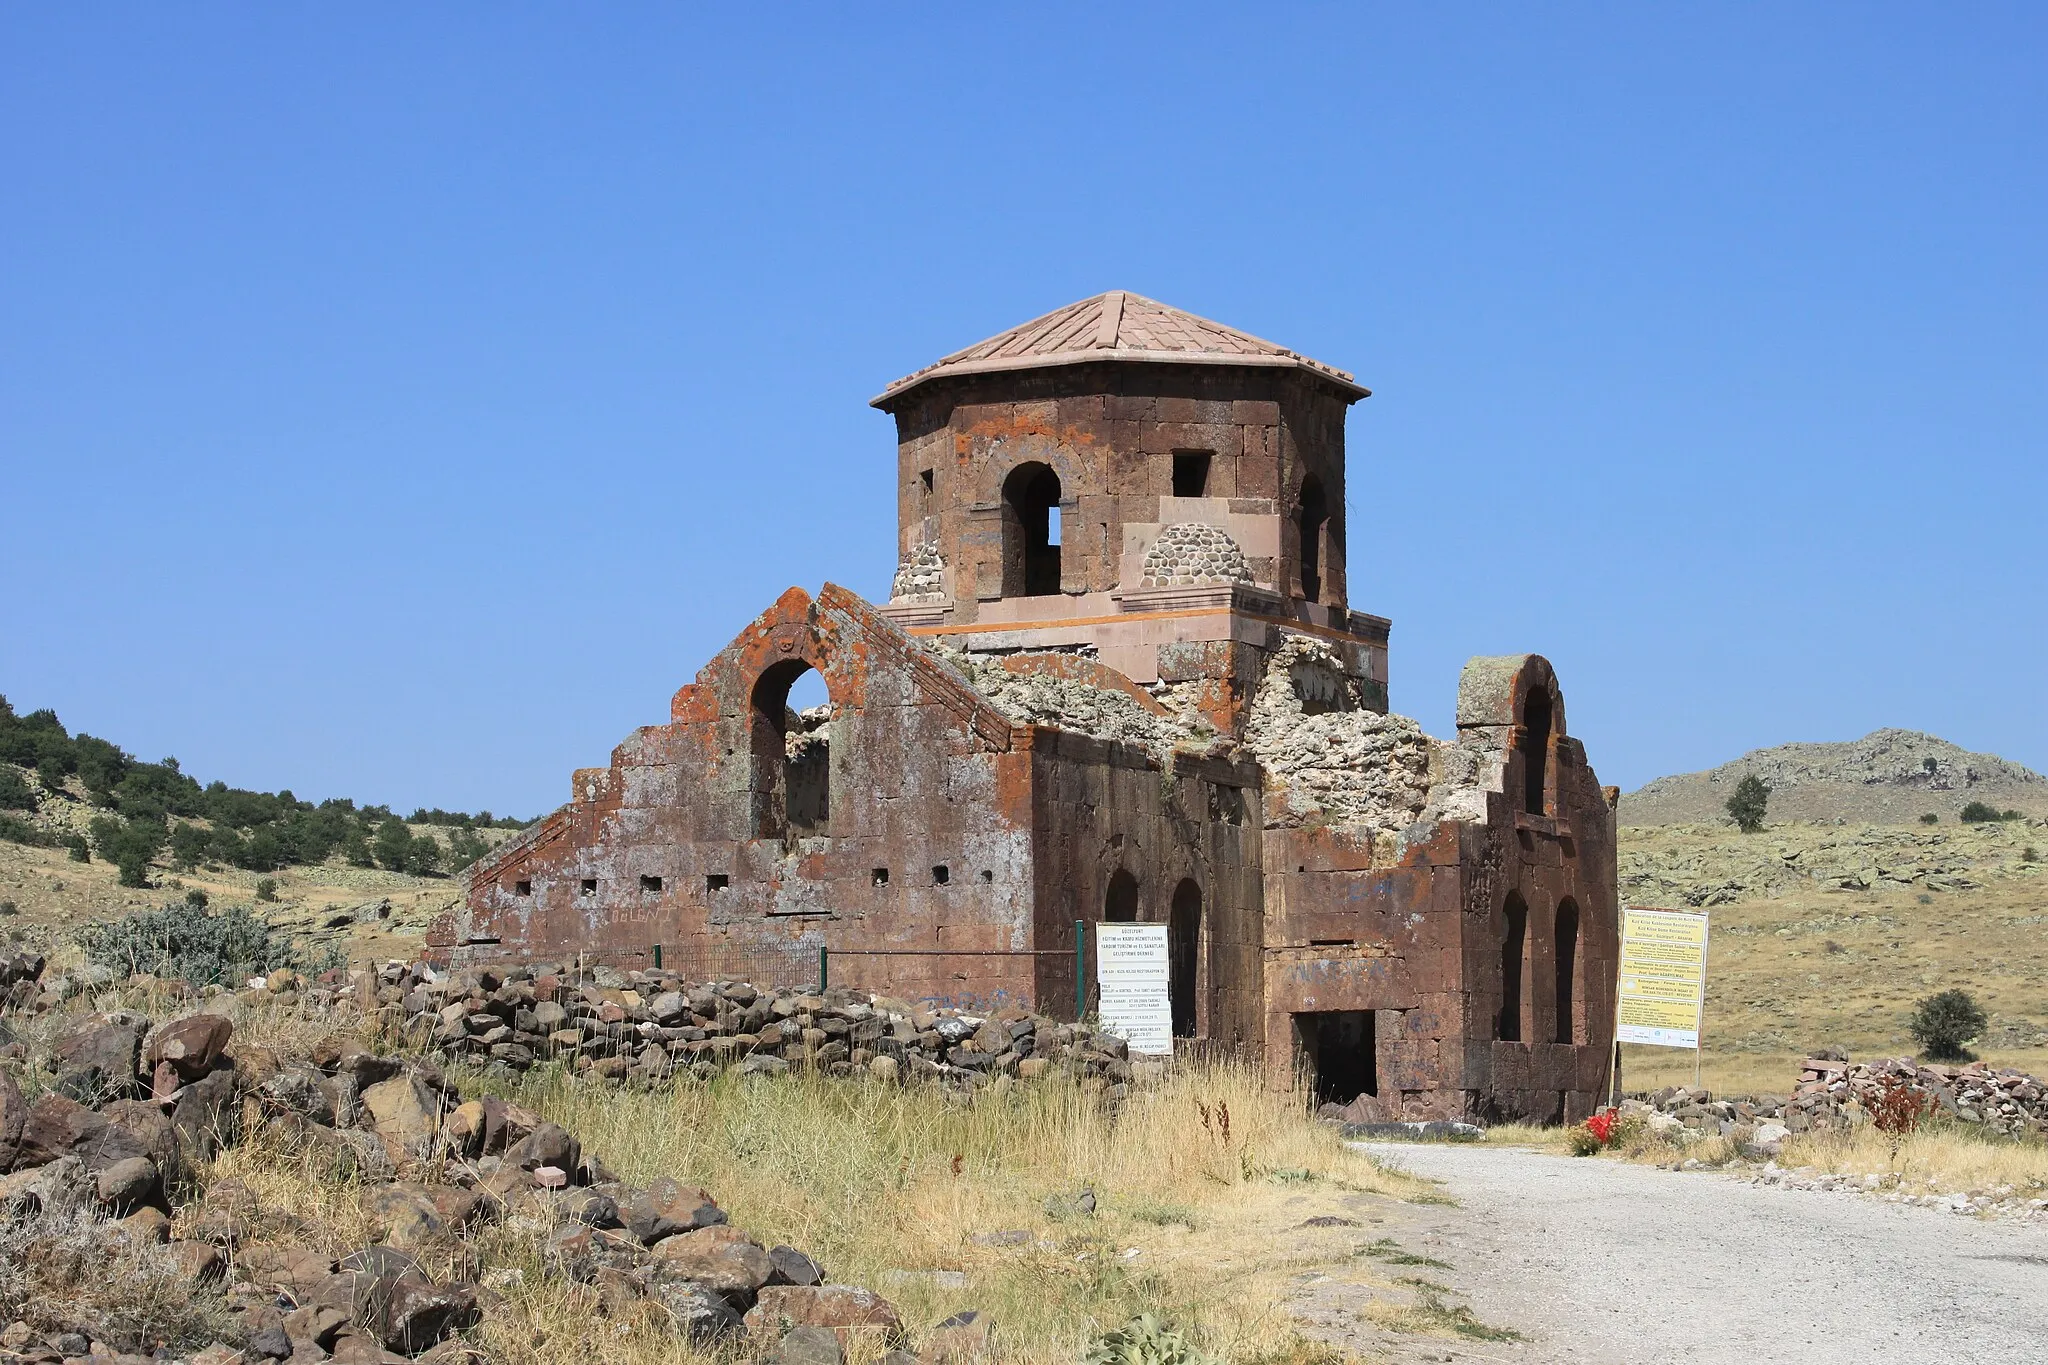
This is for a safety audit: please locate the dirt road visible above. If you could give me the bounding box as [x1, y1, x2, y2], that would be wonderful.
[1330, 1142, 2048, 1364]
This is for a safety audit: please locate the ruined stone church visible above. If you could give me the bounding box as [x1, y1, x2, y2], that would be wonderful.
[433, 292, 1620, 1122]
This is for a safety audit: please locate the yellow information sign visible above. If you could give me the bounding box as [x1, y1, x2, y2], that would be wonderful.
[1615, 907, 1709, 1049]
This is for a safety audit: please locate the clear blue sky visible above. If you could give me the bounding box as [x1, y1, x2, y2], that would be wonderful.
[3, 6, 2042, 817]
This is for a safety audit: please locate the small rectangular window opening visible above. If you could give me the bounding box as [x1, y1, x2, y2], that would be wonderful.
[512, 879, 532, 897]
[872, 867, 889, 887]
[931, 864, 951, 885]
[1172, 451, 1212, 498]
[705, 873, 729, 892]
[640, 874, 663, 893]
[919, 468, 934, 517]
[579, 878, 597, 896]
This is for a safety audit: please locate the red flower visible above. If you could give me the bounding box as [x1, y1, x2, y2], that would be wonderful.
[1586, 1109, 1616, 1144]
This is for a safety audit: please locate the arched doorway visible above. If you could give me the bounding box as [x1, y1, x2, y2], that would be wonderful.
[1521, 686, 1552, 816]
[1168, 879, 1201, 1038]
[1497, 892, 1527, 1042]
[1553, 898, 1580, 1044]
[1001, 462, 1063, 597]
[750, 659, 830, 841]
[1297, 474, 1328, 604]
[1104, 869, 1138, 923]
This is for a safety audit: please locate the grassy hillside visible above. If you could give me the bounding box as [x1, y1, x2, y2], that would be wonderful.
[1617, 815, 2048, 1094]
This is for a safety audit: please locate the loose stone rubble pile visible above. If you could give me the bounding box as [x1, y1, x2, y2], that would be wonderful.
[1621, 1053, 2048, 1145]
[396, 960, 1137, 1093]
[0, 952, 1024, 1365]
[1780, 1054, 2048, 1138]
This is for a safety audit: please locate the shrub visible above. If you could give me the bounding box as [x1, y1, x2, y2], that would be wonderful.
[75, 899, 342, 987]
[1726, 775, 1770, 834]
[65, 832, 90, 861]
[2005, 809, 2022, 821]
[184, 887, 209, 910]
[254, 877, 278, 902]
[1960, 801, 2002, 824]
[1919, 813, 1939, 825]
[0, 766, 36, 812]
[1085, 1315, 1211, 1365]
[0, 813, 56, 848]
[1907, 988, 1988, 1062]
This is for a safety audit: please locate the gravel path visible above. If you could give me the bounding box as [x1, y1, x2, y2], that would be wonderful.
[1349, 1142, 2048, 1364]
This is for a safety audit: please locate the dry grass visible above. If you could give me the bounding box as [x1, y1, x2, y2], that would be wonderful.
[467, 1058, 1427, 1365]
[0, 1204, 243, 1354]
[174, 1021, 1429, 1365]
[1775, 1120, 2048, 1198]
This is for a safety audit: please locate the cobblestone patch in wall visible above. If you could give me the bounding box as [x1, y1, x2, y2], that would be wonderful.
[1138, 523, 1252, 588]
[889, 541, 946, 601]
[1244, 637, 1433, 829]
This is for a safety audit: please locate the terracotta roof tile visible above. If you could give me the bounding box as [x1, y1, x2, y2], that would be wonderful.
[871, 292, 1367, 407]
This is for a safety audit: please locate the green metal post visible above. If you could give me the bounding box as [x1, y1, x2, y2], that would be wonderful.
[1074, 917, 1086, 1022]
[818, 945, 828, 994]
[653, 944, 663, 970]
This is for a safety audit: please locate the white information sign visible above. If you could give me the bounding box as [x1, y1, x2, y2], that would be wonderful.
[1095, 923, 1172, 1057]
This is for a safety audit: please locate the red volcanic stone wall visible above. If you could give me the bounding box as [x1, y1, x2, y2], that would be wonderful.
[882, 362, 1354, 614]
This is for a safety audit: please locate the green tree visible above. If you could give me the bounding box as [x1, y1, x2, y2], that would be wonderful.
[90, 814, 167, 888]
[1959, 801, 2001, 823]
[168, 821, 211, 871]
[1908, 988, 1988, 1062]
[1726, 774, 1771, 834]
[372, 818, 415, 872]
[0, 766, 36, 812]
[405, 829, 444, 877]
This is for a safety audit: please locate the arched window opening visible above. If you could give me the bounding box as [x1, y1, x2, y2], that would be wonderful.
[1104, 869, 1138, 923]
[1297, 474, 1329, 604]
[1497, 892, 1527, 1042]
[1521, 686, 1553, 816]
[1554, 898, 1581, 1045]
[1169, 879, 1202, 1038]
[751, 659, 831, 842]
[1001, 462, 1063, 597]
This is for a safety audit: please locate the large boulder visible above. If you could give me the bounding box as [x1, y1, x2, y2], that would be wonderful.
[52, 1014, 147, 1098]
[745, 1286, 904, 1347]
[622, 1177, 726, 1245]
[649, 1274, 744, 1346]
[146, 1013, 235, 1082]
[651, 1226, 772, 1303]
[360, 1074, 442, 1157]
[503, 1121, 580, 1176]
[95, 1155, 160, 1211]
[365, 1275, 480, 1355]
[0, 1068, 26, 1173]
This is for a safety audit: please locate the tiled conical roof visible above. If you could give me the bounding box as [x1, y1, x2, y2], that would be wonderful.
[871, 291, 1367, 407]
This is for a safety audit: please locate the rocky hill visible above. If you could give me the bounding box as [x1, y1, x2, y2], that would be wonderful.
[1619, 729, 2048, 827]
